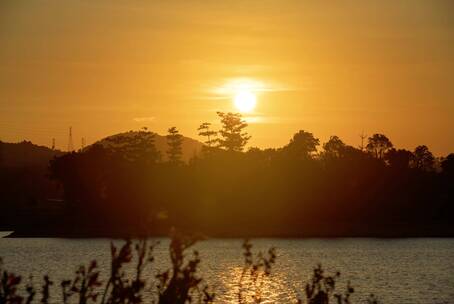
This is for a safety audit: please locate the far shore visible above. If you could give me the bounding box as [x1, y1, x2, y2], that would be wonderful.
[4, 223, 454, 239]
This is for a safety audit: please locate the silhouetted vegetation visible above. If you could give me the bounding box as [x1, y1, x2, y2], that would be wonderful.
[166, 127, 184, 164]
[197, 123, 217, 149]
[298, 265, 352, 304]
[237, 239, 276, 304]
[1, 111, 453, 237]
[0, 234, 379, 304]
[216, 112, 251, 152]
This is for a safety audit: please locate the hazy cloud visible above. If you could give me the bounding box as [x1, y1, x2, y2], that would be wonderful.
[133, 116, 155, 122]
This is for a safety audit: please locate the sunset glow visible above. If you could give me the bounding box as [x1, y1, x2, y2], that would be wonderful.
[0, 1, 453, 154]
[1, 2, 454, 303]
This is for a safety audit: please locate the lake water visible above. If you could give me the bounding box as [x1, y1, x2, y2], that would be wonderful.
[0, 236, 453, 303]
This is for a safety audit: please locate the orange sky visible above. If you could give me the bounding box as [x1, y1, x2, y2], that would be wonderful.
[1, 1, 453, 155]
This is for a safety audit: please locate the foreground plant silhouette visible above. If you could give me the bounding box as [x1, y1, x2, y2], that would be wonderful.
[237, 240, 276, 304]
[298, 265, 353, 304]
[0, 235, 378, 304]
[156, 232, 214, 304]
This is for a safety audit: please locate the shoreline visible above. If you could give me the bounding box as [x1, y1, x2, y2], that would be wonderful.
[5, 230, 454, 239]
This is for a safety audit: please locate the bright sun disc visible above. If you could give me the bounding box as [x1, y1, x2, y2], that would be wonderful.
[234, 90, 256, 113]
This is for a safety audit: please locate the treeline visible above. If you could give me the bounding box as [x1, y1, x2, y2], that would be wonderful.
[10, 112, 454, 237]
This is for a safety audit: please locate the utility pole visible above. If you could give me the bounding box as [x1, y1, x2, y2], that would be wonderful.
[51, 138, 55, 150]
[359, 131, 367, 151]
[67, 127, 74, 152]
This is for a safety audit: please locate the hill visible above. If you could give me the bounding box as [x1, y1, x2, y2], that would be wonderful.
[92, 130, 204, 162]
[0, 140, 63, 168]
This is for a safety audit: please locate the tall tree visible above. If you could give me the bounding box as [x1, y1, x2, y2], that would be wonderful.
[166, 127, 183, 163]
[322, 136, 346, 159]
[216, 112, 251, 152]
[412, 145, 435, 171]
[366, 134, 393, 159]
[197, 122, 217, 147]
[284, 130, 319, 159]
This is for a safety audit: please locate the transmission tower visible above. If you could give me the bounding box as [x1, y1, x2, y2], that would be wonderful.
[81, 137, 86, 150]
[359, 131, 367, 151]
[51, 138, 55, 150]
[67, 127, 74, 152]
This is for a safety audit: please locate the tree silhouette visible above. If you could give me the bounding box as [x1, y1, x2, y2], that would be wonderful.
[216, 112, 251, 152]
[284, 130, 319, 159]
[322, 136, 346, 159]
[366, 134, 393, 159]
[97, 130, 160, 163]
[166, 127, 183, 163]
[7, 111, 454, 239]
[197, 122, 217, 148]
[412, 145, 435, 171]
[441, 153, 454, 177]
[385, 148, 413, 169]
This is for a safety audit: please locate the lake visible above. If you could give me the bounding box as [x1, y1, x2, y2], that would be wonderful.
[0, 236, 453, 303]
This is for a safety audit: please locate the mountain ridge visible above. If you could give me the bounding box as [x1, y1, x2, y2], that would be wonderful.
[0, 140, 63, 167]
[1, 130, 204, 167]
[90, 130, 204, 162]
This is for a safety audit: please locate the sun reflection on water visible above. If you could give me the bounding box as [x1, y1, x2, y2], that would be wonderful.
[217, 266, 298, 303]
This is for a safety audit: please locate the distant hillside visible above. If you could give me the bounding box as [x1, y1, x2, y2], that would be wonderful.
[0, 141, 64, 167]
[93, 131, 204, 162]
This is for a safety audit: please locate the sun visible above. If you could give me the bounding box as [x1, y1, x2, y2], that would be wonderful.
[234, 90, 257, 113]
[213, 78, 262, 113]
